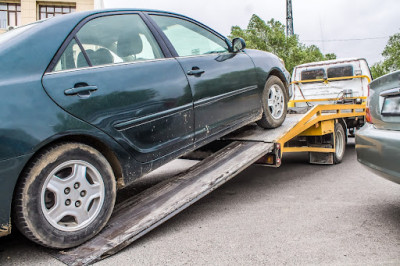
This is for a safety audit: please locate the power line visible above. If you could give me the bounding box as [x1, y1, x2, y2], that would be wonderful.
[302, 36, 390, 42]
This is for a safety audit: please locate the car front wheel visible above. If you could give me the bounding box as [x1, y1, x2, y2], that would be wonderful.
[13, 142, 116, 249]
[257, 75, 288, 129]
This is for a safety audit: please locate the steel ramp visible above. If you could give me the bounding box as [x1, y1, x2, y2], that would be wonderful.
[53, 141, 273, 266]
[223, 113, 307, 143]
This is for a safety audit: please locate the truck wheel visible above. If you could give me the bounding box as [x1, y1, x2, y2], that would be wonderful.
[257, 76, 287, 129]
[13, 142, 116, 249]
[333, 123, 346, 164]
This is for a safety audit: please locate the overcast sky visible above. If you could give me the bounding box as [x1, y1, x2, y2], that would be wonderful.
[103, 0, 399, 66]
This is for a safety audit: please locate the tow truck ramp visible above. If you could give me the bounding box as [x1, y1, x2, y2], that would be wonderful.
[53, 103, 364, 265]
[54, 140, 274, 265]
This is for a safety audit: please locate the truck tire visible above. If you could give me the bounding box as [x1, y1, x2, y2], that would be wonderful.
[333, 123, 346, 164]
[257, 76, 287, 129]
[13, 142, 116, 249]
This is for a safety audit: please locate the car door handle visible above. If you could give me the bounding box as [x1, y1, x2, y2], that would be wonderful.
[64, 85, 98, 96]
[187, 69, 205, 76]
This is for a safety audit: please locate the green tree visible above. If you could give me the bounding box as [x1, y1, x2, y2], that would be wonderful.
[382, 33, 400, 71]
[370, 32, 400, 79]
[370, 62, 388, 79]
[324, 53, 337, 60]
[229, 14, 336, 73]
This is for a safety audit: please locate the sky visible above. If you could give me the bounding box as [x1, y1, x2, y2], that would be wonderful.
[103, 0, 399, 66]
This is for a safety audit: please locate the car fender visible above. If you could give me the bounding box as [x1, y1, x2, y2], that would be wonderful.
[244, 49, 291, 97]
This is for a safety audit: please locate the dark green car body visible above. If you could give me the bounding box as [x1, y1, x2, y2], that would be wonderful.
[356, 70, 400, 184]
[0, 9, 290, 235]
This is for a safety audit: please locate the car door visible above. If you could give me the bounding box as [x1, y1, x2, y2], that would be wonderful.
[42, 13, 194, 163]
[148, 14, 260, 142]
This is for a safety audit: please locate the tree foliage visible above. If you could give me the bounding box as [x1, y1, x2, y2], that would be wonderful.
[370, 62, 388, 79]
[229, 15, 336, 73]
[370, 32, 400, 79]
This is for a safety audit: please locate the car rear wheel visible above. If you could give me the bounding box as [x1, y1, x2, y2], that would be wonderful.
[257, 76, 288, 129]
[13, 142, 116, 249]
[333, 123, 346, 164]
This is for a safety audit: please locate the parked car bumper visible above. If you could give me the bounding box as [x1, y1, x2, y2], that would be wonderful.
[0, 153, 32, 236]
[356, 123, 400, 184]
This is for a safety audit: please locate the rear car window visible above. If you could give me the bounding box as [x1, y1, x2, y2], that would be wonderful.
[327, 65, 353, 79]
[53, 14, 164, 72]
[301, 68, 325, 81]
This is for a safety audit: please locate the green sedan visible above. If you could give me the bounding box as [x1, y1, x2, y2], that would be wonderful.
[0, 9, 290, 248]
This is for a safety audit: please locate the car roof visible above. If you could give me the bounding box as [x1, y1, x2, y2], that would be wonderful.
[36, 8, 225, 41]
[41, 8, 198, 28]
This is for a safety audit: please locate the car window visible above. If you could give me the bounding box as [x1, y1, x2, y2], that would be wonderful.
[53, 38, 86, 71]
[53, 14, 164, 71]
[327, 65, 353, 79]
[301, 68, 325, 81]
[150, 15, 228, 57]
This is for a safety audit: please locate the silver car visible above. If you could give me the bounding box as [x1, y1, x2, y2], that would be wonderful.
[356, 70, 400, 184]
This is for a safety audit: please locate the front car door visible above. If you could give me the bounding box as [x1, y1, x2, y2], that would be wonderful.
[147, 13, 260, 143]
[42, 13, 194, 163]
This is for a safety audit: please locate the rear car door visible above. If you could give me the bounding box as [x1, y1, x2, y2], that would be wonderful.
[42, 13, 194, 162]
[148, 14, 260, 142]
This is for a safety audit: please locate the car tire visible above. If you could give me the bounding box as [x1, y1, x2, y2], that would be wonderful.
[333, 123, 346, 164]
[257, 76, 288, 129]
[13, 142, 116, 249]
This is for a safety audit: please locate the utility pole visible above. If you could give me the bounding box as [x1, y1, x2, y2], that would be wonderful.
[286, 0, 294, 36]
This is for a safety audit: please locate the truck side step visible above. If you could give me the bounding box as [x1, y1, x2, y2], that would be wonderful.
[54, 141, 273, 266]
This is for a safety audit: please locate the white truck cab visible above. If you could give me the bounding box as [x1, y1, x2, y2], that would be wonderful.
[289, 58, 372, 136]
[290, 58, 372, 106]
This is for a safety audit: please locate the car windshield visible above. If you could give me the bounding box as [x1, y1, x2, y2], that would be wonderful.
[0, 23, 39, 45]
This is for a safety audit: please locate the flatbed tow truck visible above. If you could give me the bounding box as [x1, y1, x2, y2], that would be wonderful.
[53, 73, 369, 266]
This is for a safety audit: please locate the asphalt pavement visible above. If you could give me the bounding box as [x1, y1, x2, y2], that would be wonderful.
[1, 139, 399, 265]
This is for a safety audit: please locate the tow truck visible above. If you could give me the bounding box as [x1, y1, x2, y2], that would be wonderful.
[52, 59, 371, 265]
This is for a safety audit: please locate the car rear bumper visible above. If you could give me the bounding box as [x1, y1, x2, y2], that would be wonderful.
[355, 123, 400, 184]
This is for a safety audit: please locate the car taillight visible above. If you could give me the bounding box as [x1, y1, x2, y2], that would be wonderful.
[365, 107, 372, 123]
[365, 84, 372, 123]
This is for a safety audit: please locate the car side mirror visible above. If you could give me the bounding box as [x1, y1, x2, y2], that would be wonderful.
[232, 38, 246, 53]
